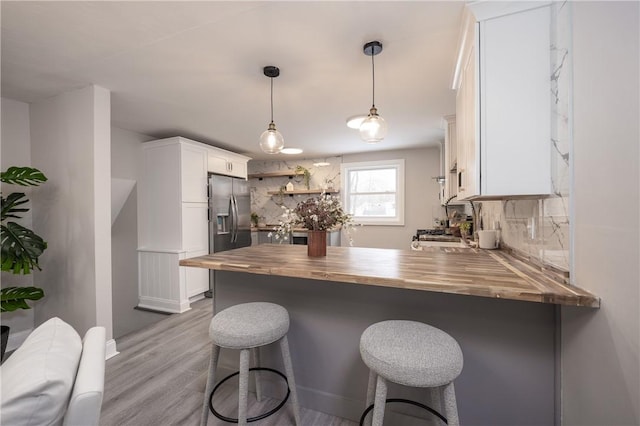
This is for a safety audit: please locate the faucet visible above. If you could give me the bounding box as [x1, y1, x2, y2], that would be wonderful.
[443, 194, 457, 225]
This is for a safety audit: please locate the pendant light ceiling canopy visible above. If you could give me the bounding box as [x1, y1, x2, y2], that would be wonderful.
[259, 65, 285, 154]
[360, 41, 388, 143]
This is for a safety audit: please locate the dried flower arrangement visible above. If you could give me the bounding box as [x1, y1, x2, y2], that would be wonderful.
[269, 193, 358, 245]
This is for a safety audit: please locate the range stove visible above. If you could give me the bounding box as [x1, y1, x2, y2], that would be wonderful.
[411, 228, 465, 249]
[416, 229, 445, 238]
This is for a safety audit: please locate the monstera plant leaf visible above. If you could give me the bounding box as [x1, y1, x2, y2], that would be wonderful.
[0, 165, 48, 312]
[0, 287, 44, 312]
[1, 192, 30, 221]
[1, 222, 47, 274]
[0, 166, 47, 186]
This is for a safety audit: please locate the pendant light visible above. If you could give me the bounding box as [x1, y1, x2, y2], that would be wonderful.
[360, 41, 388, 143]
[259, 66, 284, 154]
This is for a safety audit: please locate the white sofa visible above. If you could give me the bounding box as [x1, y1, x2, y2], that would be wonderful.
[0, 317, 106, 426]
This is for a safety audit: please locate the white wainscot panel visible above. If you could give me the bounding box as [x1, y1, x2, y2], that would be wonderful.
[138, 250, 191, 313]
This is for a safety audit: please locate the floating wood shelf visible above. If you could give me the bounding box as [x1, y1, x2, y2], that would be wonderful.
[248, 170, 305, 180]
[267, 189, 339, 196]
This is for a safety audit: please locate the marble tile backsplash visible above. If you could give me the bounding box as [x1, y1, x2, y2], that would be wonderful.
[479, 2, 571, 272]
[249, 157, 342, 226]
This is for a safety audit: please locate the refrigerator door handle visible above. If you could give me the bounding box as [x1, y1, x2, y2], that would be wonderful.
[232, 195, 239, 243]
[227, 197, 234, 241]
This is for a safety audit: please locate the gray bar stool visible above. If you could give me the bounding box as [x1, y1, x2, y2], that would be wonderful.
[201, 302, 301, 426]
[359, 320, 463, 426]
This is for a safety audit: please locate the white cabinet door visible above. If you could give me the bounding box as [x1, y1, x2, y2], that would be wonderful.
[208, 153, 228, 175]
[456, 40, 478, 200]
[181, 202, 208, 252]
[208, 151, 248, 179]
[456, 4, 551, 200]
[478, 5, 551, 197]
[442, 115, 459, 204]
[181, 144, 208, 202]
[226, 159, 247, 179]
[184, 249, 209, 297]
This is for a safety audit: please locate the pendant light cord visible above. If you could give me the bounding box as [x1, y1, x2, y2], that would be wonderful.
[270, 77, 274, 123]
[371, 52, 376, 108]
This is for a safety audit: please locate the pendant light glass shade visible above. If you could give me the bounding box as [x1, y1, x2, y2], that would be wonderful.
[360, 41, 387, 143]
[260, 122, 284, 154]
[260, 66, 284, 154]
[359, 106, 388, 143]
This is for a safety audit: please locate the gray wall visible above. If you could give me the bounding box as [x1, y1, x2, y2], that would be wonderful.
[342, 147, 441, 249]
[561, 2, 640, 425]
[110, 127, 166, 339]
[29, 85, 113, 340]
[0, 98, 36, 349]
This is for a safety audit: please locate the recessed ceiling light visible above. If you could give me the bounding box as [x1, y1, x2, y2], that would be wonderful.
[346, 115, 366, 129]
[313, 162, 330, 167]
[281, 148, 303, 155]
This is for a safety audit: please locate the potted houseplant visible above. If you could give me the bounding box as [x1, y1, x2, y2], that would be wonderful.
[1, 166, 48, 359]
[250, 212, 260, 228]
[459, 221, 472, 241]
[294, 165, 311, 190]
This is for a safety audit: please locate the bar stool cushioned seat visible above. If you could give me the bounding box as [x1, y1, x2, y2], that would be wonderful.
[360, 320, 463, 426]
[201, 302, 301, 426]
[210, 302, 289, 349]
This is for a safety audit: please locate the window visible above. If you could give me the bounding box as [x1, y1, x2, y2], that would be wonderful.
[341, 159, 405, 226]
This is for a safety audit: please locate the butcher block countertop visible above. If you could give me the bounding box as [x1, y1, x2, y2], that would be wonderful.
[180, 245, 599, 308]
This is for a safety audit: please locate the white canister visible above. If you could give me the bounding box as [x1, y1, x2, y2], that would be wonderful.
[477, 230, 499, 249]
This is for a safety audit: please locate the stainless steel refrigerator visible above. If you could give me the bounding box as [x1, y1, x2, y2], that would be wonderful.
[206, 174, 251, 296]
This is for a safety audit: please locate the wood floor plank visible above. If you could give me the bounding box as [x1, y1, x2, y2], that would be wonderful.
[102, 299, 357, 426]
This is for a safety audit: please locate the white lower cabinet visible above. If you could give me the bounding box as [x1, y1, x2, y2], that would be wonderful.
[185, 249, 209, 297]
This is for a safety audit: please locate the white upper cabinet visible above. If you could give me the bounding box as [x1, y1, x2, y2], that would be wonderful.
[455, 3, 552, 200]
[442, 115, 460, 204]
[208, 148, 249, 179]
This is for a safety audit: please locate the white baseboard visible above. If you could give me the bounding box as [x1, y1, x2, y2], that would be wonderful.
[138, 296, 191, 314]
[189, 293, 206, 303]
[106, 338, 119, 359]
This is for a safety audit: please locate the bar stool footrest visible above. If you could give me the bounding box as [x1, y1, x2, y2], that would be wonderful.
[209, 367, 291, 424]
[358, 398, 447, 426]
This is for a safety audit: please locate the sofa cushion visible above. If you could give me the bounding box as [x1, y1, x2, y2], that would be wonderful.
[1, 317, 82, 426]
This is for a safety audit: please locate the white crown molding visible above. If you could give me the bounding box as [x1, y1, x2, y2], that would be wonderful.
[467, 1, 552, 22]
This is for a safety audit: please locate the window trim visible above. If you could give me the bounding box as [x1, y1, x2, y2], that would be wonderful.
[340, 159, 405, 226]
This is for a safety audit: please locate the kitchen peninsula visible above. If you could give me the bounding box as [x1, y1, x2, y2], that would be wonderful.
[180, 245, 598, 424]
[180, 245, 598, 307]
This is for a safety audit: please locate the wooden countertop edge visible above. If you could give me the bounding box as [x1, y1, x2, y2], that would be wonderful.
[179, 253, 600, 308]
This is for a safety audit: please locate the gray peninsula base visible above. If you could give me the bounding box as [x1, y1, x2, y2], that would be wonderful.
[211, 270, 555, 426]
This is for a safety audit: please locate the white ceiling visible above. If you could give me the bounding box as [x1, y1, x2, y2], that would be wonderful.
[1, 1, 464, 160]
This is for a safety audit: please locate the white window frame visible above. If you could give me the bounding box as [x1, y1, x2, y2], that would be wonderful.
[341, 159, 405, 226]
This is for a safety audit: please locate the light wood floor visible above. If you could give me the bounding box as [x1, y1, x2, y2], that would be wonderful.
[101, 299, 358, 426]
